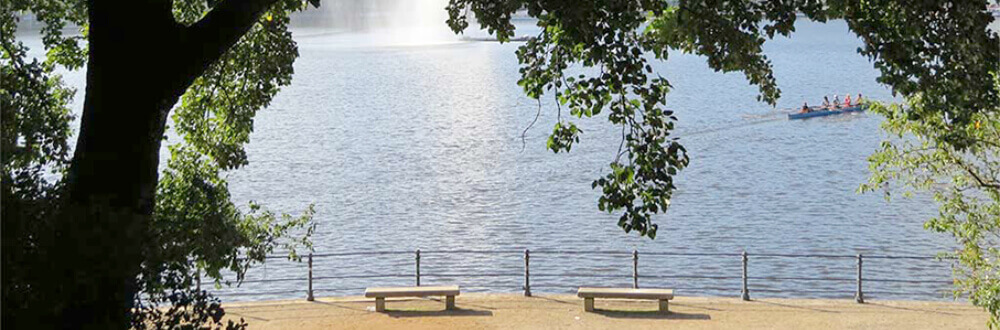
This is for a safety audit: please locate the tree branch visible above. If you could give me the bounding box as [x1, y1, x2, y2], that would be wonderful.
[954, 155, 1000, 190]
[183, 0, 279, 82]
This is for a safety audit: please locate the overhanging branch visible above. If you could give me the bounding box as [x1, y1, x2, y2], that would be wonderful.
[183, 0, 279, 81]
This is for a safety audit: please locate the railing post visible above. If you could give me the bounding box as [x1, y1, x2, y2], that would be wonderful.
[741, 250, 750, 301]
[856, 253, 865, 303]
[307, 253, 314, 301]
[524, 249, 531, 296]
[415, 249, 421, 286]
[633, 249, 639, 289]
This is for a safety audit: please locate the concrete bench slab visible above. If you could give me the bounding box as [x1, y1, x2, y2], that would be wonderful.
[364, 286, 460, 312]
[577, 287, 674, 312]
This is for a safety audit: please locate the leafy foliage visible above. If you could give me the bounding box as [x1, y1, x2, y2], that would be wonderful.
[131, 282, 248, 330]
[1, 0, 82, 319]
[1, 0, 82, 203]
[3, 0, 316, 327]
[146, 145, 315, 294]
[846, 0, 998, 132]
[173, 0, 298, 171]
[447, 0, 839, 238]
[847, 1, 1000, 327]
[863, 77, 1000, 327]
[157, 0, 315, 296]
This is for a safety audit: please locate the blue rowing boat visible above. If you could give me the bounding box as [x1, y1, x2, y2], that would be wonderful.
[788, 104, 865, 120]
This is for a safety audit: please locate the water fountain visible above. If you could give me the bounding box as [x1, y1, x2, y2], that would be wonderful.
[291, 0, 459, 47]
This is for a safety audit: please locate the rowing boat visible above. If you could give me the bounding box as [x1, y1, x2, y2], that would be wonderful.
[788, 104, 865, 120]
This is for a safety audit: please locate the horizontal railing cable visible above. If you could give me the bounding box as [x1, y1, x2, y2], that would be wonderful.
[865, 255, 953, 260]
[313, 287, 367, 292]
[258, 251, 957, 259]
[753, 253, 857, 259]
[207, 248, 955, 303]
[750, 276, 855, 282]
[640, 274, 743, 280]
[213, 289, 302, 296]
[866, 278, 953, 284]
[311, 274, 413, 280]
[419, 273, 523, 278]
[419, 249, 525, 254]
[531, 273, 632, 279]
[239, 277, 304, 284]
[640, 251, 738, 257]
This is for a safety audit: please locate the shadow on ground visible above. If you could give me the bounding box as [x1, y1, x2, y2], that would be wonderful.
[865, 302, 961, 316]
[527, 296, 576, 306]
[751, 300, 840, 313]
[310, 300, 370, 312]
[591, 309, 711, 320]
[385, 308, 494, 318]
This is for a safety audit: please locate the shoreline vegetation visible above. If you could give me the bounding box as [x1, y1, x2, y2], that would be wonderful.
[221, 293, 984, 329]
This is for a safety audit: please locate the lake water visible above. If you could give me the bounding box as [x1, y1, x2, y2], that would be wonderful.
[214, 18, 962, 301]
[23, 17, 984, 302]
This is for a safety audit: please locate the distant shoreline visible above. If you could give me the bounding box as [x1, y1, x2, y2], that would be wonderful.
[459, 35, 531, 42]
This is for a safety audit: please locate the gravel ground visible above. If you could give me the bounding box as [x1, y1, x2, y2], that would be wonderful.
[221, 293, 985, 329]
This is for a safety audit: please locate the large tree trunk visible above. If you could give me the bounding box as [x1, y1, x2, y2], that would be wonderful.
[57, 1, 185, 327]
[50, 0, 276, 327]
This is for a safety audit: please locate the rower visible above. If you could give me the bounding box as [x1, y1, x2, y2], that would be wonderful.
[801, 102, 810, 113]
[845, 94, 852, 107]
[856, 93, 863, 105]
[833, 94, 841, 108]
[822, 96, 831, 108]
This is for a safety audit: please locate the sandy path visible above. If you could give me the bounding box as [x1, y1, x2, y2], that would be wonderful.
[222, 294, 985, 329]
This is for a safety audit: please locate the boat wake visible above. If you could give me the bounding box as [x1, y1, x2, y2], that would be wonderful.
[676, 113, 786, 137]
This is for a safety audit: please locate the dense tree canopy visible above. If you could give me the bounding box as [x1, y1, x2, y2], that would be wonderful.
[2, 0, 999, 328]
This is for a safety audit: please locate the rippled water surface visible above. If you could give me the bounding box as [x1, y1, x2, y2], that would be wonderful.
[214, 19, 961, 302]
[26, 18, 977, 302]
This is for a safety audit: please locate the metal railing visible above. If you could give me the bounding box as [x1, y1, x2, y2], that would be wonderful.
[208, 249, 955, 303]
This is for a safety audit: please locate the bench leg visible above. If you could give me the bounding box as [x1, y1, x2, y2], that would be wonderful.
[584, 297, 594, 312]
[659, 299, 669, 313]
[375, 297, 385, 312]
[445, 295, 455, 310]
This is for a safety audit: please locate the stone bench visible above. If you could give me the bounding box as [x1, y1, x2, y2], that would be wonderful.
[577, 287, 674, 312]
[364, 286, 460, 312]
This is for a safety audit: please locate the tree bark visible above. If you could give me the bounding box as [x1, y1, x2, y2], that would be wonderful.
[53, 0, 275, 327]
[56, 1, 183, 328]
